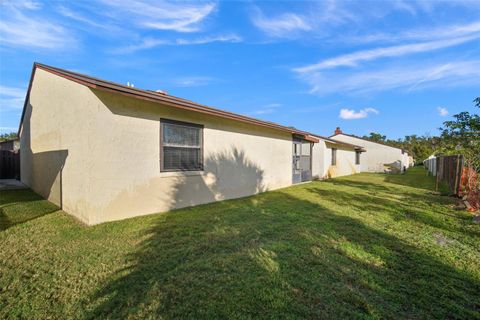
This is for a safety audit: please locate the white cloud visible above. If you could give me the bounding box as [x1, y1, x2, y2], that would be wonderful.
[339, 108, 379, 120]
[0, 85, 26, 110]
[252, 103, 281, 115]
[393, 0, 418, 15]
[300, 60, 480, 95]
[250, 1, 362, 39]
[0, 3, 75, 50]
[251, 2, 479, 40]
[114, 34, 242, 54]
[175, 34, 242, 45]
[56, 5, 108, 29]
[173, 76, 214, 87]
[251, 8, 312, 38]
[294, 35, 479, 73]
[346, 21, 480, 45]
[437, 107, 449, 116]
[98, 0, 217, 32]
[3, 0, 42, 10]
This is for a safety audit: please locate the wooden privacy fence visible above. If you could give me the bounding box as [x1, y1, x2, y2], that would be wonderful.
[424, 155, 464, 194]
[0, 150, 20, 179]
[424, 154, 479, 211]
[436, 155, 464, 195]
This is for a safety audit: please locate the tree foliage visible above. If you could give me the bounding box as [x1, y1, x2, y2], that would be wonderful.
[362, 132, 386, 143]
[360, 132, 440, 164]
[439, 97, 480, 170]
[359, 97, 480, 169]
[0, 132, 17, 142]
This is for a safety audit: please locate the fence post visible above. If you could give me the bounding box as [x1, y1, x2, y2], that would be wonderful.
[455, 155, 464, 195]
[435, 156, 440, 191]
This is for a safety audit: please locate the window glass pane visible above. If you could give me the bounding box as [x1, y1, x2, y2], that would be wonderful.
[163, 147, 201, 170]
[294, 143, 300, 156]
[332, 148, 337, 165]
[163, 123, 200, 147]
[294, 156, 300, 170]
[302, 142, 311, 155]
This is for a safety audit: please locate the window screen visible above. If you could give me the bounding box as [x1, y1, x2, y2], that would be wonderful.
[331, 148, 337, 166]
[161, 119, 203, 171]
[301, 142, 311, 156]
[355, 151, 361, 165]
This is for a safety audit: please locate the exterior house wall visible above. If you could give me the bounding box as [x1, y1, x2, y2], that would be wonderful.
[88, 90, 293, 224]
[20, 69, 96, 223]
[332, 134, 407, 173]
[21, 70, 294, 225]
[311, 140, 360, 179]
[402, 153, 409, 168]
[311, 140, 325, 179]
[324, 142, 360, 178]
[408, 156, 414, 167]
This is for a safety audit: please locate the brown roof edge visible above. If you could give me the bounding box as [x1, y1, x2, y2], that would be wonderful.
[18, 62, 317, 142]
[310, 133, 366, 152]
[17, 63, 37, 136]
[330, 132, 405, 152]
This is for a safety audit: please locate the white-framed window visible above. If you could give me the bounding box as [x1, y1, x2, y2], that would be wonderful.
[160, 119, 203, 172]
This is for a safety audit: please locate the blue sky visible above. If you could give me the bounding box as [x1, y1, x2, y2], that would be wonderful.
[1, 0, 479, 139]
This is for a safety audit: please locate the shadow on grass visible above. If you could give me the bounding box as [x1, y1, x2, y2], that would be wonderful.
[306, 185, 479, 239]
[384, 167, 450, 194]
[326, 178, 393, 193]
[0, 189, 59, 231]
[86, 190, 480, 318]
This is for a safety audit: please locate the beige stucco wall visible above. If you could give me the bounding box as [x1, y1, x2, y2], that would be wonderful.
[333, 134, 407, 173]
[21, 69, 295, 225]
[311, 139, 360, 179]
[20, 69, 97, 223]
[311, 140, 324, 179]
[324, 142, 360, 178]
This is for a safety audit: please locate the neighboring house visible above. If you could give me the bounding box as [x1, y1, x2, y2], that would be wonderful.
[331, 127, 409, 173]
[424, 154, 437, 175]
[311, 135, 365, 179]
[20, 63, 327, 225]
[408, 156, 415, 167]
[0, 138, 20, 151]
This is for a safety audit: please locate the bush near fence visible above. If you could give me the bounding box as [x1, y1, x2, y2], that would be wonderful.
[460, 167, 479, 211]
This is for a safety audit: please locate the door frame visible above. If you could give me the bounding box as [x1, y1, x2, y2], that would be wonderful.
[292, 136, 312, 184]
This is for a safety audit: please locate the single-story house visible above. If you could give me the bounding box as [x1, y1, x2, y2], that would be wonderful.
[408, 155, 415, 167]
[19, 63, 365, 225]
[311, 135, 365, 179]
[330, 127, 409, 173]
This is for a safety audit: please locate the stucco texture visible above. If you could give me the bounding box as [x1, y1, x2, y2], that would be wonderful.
[21, 69, 294, 224]
[311, 140, 360, 179]
[333, 134, 407, 173]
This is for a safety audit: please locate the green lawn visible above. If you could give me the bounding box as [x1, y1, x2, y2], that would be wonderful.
[1, 167, 479, 319]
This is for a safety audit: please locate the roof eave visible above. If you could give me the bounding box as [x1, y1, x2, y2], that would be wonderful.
[330, 132, 403, 152]
[18, 63, 316, 141]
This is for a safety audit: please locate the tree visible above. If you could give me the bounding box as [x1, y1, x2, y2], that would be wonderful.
[362, 132, 386, 143]
[0, 132, 17, 142]
[439, 97, 480, 170]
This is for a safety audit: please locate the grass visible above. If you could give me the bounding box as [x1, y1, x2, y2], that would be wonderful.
[0, 167, 479, 319]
